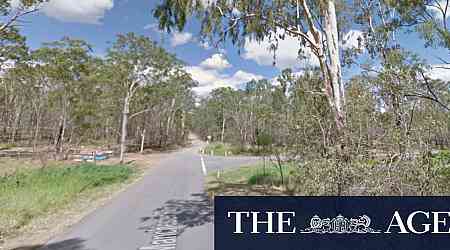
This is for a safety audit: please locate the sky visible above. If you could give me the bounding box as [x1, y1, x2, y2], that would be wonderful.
[12, 0, 450, 95]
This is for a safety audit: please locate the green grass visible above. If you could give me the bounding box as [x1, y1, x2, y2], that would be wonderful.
[202, 143, 233, 156]
[206, 162, 298, 197]
[0, 163, 133, 238]
[211, 162, 298, 186]
[202, 143, 265, 156]
[0, 143, 17, 150]
[432, 149, 450, 165]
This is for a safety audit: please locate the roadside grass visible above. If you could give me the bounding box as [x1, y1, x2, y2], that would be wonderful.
[202, 143, 264, 156]
[0, 158, 40, 176]
[206, 162, 298, 196]
[202, 143, 234, 156]
[206, 151, 450, 197]
[0, 143, 16, 150]
[432, 149, 450, 166]
[0, 163, 134, 239]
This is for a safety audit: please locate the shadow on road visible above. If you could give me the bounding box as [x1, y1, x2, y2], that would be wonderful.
[141, 193, 213, 235]
[12, 238, 88, 250]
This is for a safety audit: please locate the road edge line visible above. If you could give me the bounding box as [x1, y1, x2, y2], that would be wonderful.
[200, 156, 207, 176]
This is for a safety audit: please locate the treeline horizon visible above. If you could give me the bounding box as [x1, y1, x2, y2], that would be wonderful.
[0, 32, 197, 162]
[1, 0, 450, 194]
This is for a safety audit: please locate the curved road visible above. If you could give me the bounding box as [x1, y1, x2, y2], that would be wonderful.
[36, 141, 258, 250]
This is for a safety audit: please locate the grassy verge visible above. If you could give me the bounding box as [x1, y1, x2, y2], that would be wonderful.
[0, 163, 134, 239]
[206, 163, 298, 196]
[0, 144, 16, 150]
[202, 143, 264, 156]
[206, 151, 450, 197]
[202, 143, 234, 156]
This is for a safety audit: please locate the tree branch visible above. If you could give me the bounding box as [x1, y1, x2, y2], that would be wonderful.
[0, 8, 39, 34]
[129, 106, 156, 119]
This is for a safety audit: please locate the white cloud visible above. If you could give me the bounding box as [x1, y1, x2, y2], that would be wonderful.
[185, 66, 220, 87]
[33, 0, 114, 24]
[232, 70, 262, 83]
[271, 71, 305, 86]
[242, 32, 319, 70]
[144, 23, 159, 31]
[199, 53, 231, 70]
[341, 29, 365, 51]
[428, 64, 450, 81]
[186, 66, 263, 95]
[171, 32, 193, 47]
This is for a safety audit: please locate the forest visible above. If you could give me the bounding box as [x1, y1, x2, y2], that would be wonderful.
[0, 0, 450, 195]
[1, 28, 197, 162]
[154, 0, 450, 195]
[1, 0, 450, 247]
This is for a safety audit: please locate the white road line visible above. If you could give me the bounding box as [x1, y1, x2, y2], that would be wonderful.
[200, 156, 207, 176]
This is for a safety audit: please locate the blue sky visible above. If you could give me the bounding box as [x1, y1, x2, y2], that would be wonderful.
[15, 0, 450, 95]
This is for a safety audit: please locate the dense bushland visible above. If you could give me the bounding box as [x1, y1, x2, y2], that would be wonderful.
[0, 33, 196, 162]
[154, 0, 450, 195]
[195, 66, 450, 195]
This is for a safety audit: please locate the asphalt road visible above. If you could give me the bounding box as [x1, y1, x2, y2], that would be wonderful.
[37, 141, 259, 250]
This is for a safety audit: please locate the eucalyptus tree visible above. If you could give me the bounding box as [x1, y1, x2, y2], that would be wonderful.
[352, 0, 450, 108]
[2, 62, 40, 144]
[0, 27, 27, 69]
[106, 33, 158, 162]
[157, 66, 197, 145]
[154, 0, 347, 131]
[210, 87, 237, 142]
[380, 0, 450, 51]
[106, 33, 195, 162]
[131, 59, 197, 148]
[193, 87, 243, 143]
[0, 0, 47, 35]
[31, 38, 93, 154]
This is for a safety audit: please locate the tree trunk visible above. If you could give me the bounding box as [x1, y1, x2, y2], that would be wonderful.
[180, 110, 186, 143]
[120, 93, 130, 163]
[164, 98, 176, 146]
[33, 105, 41, 150]
[54, 94, 68, 155]
[301, 0, 345, 131]
[140, 128, 145, 153]
[10, 101, 23, 144]
[221, 116, 226, 143]
[60, 114, 67, 154]
[54, 104, 67, 155]
[323, 0, 346, 131]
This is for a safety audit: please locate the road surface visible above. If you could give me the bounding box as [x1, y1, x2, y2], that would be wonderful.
[36, 141, 259, 250]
